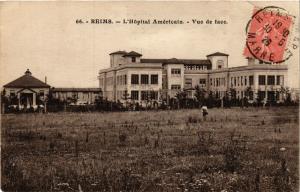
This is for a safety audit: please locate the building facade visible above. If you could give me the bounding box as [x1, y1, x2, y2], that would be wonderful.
[51, 88, 101, 104]
[98, 51, 288, 104]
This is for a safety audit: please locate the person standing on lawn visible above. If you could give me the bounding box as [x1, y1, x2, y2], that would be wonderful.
[201, 105, 208, 120]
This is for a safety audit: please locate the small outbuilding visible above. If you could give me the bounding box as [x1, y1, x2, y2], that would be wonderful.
[3, 69, 50, 109]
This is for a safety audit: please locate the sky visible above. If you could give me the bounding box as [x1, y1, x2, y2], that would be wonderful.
[0, 1, 299, 88]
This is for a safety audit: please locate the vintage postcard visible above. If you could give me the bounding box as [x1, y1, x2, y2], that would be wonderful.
[0, 1, 299, 192]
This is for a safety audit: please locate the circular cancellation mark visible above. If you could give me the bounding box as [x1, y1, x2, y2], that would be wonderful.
[244, 6, 299, 64]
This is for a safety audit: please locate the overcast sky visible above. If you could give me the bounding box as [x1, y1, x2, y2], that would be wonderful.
[0, 1, 299, 88]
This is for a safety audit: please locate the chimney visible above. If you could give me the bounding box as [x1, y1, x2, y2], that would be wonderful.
[45, 76, 47, 84]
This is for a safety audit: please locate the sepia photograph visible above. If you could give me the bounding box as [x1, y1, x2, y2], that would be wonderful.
[0, 1, 299, 192]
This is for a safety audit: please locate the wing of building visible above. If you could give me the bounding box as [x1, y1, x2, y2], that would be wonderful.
[98, 50, 288, 104]
[51, 88, 101, 104]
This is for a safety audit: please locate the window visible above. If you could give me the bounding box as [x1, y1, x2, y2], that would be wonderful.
[258, 91, 266, 100]
[151, 74, 158, 84]
[276, 75, 282, 85]
[131, 91, 139, 100]
[267, 75, 275, 85]
[150, 91, 158, 100]
[171, 85, 181, 90]
[217, 60, 223, 69]
[185, 78, 192, 88]
[244, 76, 247, 86]
[234, 77, 236, 86]
[171, 68, 181, 75]
[259, 75, 266, 85]
[141, 74, 149, 84]
[141, 91, 149, 100]
[131, 74, 139, 84]
[199, 79, 206, 85]
[124, 75, 127, 85]
[210, 78, 212, 86]
[131, 57, 136, 62]
[241, 76, 243, 86]
[249, 76, 254, 85]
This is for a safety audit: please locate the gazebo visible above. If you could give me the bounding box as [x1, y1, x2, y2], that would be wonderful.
[3, 69, 50, 109]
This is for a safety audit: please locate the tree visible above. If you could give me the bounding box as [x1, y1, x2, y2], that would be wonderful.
[207, 91, 216, 108]
[244, 86, 252, 98]
[175, 90, 187, 108]
[255, 88, 263, 106]
[222, 91, 231, 108]
[194, 85, 206, 106]
[279, 86, 292, 105]
[229, 88, 237, 106]
[122, 89, 130, 109]
[229, 88, 237, 100]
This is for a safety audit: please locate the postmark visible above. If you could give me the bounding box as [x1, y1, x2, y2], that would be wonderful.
[244, 6, 298, 64]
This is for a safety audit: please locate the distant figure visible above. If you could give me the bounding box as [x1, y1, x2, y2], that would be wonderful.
[201, 105, 208, 120]
[263, 98, 267, 107]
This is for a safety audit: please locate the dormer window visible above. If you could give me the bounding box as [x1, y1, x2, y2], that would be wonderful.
[131, 57, 136, 62]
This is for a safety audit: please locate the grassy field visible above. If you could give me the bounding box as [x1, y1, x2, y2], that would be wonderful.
[1, 107, 299, 192]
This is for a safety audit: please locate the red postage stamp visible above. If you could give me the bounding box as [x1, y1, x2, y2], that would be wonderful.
[244, 6, 295, 64]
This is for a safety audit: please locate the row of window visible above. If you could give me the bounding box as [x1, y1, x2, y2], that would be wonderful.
[171, 85, 181, 90]
[103, 74, 284, 87]
[184, 78, 207, 88]
[258, 75, 283, 86]
[171, 68, 181, 75]
[212, 90, 254, 100]
[131, 74, 158, 85]
[210, 77, 226, 87]
[130, 90, 159, 100]
[257, 91, 280, 100]
[184, 65, 208, 71]
[230, 76, 253, 87]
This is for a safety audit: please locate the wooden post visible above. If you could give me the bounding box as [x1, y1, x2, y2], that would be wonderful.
[44, 101, 47, 113]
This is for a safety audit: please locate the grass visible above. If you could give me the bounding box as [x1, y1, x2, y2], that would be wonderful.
[1, 107, 299, 192]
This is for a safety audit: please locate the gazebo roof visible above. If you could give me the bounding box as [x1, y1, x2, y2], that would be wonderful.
[3, 69, 50, 88]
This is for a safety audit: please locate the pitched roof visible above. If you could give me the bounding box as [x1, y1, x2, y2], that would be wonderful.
[109, 51, 127, 55]
[123, 51, 142, 57]
[141, 58, 211, 65]
[3, 70, 50, 88]
[206, 52, 229, 57]
[52, 88, 101, 92]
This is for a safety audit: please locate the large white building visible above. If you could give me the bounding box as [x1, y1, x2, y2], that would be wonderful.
[98, 50, 288, 104]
